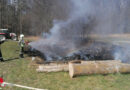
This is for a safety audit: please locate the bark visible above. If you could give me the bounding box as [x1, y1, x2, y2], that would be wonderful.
[37, 64, 68, 72]
[69, 60, 130, 78]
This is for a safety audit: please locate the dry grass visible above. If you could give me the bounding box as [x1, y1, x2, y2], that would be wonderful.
[90, 33, 130, 38]
[108, 34, 130, 38]
[25, 36, 41, 41]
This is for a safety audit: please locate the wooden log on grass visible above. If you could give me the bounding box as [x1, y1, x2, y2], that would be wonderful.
[36, 60, 121, 72]
[69, 60, 130, 78]
[37, 64, 68, 72]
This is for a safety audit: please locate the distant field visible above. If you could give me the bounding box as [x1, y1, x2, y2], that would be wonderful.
[25, 36, 40, 41]
[90, 34, 130, 46]
[91, 33, 130, 37]
[0, 40, 130, 90]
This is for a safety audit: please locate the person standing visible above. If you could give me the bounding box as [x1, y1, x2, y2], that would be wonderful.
[0, 37, 5, 62]
[19, 34, 25, 58]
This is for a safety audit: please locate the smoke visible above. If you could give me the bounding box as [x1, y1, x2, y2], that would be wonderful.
[114, 44, 130, 63]
[30, 0, 130, 62]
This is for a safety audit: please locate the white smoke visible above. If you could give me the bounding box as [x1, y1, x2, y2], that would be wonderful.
[30, 0, 130, 61]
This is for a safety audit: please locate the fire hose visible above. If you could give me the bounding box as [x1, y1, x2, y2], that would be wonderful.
[1, 82, 48, 90]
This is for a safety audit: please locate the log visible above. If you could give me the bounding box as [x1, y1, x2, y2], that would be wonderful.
[37, 64, 68, 72]
[69, 60, 130, 78]
[81, 60, 121, 64]
[36, 60, 121, 72]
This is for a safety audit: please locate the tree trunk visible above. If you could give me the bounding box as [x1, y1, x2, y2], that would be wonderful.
[69, 60, 130, 78]
[37, 64, 68, 72]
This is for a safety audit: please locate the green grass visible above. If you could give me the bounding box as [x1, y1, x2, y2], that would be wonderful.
[0, 41, 130, 90]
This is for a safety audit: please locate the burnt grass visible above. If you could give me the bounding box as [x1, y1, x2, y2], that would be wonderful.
[26, 41, 124, 62]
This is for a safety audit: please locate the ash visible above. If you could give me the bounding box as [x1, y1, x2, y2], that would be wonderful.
[28, 41, 122, 61]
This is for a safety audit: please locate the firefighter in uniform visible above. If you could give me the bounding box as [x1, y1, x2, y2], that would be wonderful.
[19, 34, 25, 58]
[0, 37, 5, 62]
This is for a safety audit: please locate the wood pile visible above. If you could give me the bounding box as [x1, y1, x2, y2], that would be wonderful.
[35, 60, 130, 78]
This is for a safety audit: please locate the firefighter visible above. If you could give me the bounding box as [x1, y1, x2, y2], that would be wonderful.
[19, 34, 25, 58]
[0, 38, 5, 62]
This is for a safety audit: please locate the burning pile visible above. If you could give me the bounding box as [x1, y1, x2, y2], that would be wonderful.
[29, 0, 130, 63]
[28, 40, 125, 62]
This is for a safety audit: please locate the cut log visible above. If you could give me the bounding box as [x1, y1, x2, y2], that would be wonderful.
[81, 60, 121, 64]
[69, 60, 130, 78]
[37, 64, 68, 72]
[36, 60, 121, 73]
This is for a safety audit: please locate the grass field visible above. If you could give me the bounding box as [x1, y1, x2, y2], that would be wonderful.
[0, 40, 130, 90]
